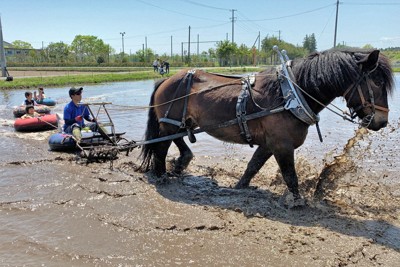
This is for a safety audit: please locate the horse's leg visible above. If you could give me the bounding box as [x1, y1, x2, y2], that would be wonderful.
[172, 137, 194, 174]
[273, 147, 301, 199]
[152, 140, 173, 177]
[234, 146, 272, 189]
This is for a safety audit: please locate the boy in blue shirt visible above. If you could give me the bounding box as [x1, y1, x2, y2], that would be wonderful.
[63, 87, 97, 142]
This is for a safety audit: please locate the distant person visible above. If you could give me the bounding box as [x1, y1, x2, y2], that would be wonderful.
[152, 58, 159, 72]
[21, 105, 40, 119]
[164, 61, 170, 73]
[159, 60, 165, 75]
[63, 87, 97, 142]
[34, 87, 46, 101]
[21, 91, 37, 106]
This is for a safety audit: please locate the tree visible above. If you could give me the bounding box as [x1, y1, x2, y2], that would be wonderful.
[261, 36, 307, 64]
[70, 35, 110, 63]
[303, 33, 317, 53]
[362, 44, 374, 49]
[11, 40, 33, 49]
[216, 40, 237, 66]
[46, 42, 69, 63]
[236, 44, 251, 66]
[208, 48, 216, 58]
[134, 48, 155, 63]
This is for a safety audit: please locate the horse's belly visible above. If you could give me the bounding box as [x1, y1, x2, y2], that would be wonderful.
[205, 127, 248, 145]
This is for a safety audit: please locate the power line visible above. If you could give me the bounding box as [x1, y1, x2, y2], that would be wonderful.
[239, 3, 335, 22]
[182, 0, 230, 11]
[236, 10, 276, 32]
[344, 1, 400, 5]
[135, 0, 225, 22]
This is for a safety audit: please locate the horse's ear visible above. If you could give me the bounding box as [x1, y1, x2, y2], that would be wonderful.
[357, 50, 380, 72]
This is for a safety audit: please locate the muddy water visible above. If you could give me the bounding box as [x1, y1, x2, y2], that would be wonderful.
[0, 75, 399, 266]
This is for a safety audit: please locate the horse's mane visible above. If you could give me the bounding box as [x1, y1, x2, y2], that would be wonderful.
[292, 48, 394, 98]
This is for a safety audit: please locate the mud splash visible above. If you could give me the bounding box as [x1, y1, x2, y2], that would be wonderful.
[314, 127, 369, 200]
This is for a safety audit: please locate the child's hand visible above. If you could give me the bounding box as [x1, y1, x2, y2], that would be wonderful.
[75, 115, 83, 122]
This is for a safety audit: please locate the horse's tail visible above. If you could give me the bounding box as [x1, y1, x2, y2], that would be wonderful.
[139, 78, 166, 172]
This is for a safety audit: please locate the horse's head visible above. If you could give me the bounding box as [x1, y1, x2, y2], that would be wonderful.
[343, 50, 394, 131]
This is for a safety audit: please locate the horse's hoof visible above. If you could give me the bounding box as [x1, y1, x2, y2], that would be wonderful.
[279, 191, 306, 209]
[234, 182, 249, 189]
[168, 170, 182, 177]
[156, 173, 169, 185]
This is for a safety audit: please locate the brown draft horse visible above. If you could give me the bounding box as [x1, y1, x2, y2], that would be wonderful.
[140, 48, 394, 202]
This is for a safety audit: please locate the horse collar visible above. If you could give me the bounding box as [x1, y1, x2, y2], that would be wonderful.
[277, 63, 320, 126]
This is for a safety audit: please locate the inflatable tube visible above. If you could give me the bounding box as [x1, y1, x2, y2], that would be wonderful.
[48, 131, 105, 151]
[48, 133, 77, 151]
[14, 114, 58, 132]
[36, 98, 57, 106]
[13, 105, 51, 118]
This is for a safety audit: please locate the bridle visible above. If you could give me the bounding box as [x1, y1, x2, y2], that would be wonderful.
[342, 64, 389, 128]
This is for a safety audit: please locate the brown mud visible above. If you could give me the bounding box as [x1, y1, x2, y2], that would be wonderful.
[0, 124, 399, 266]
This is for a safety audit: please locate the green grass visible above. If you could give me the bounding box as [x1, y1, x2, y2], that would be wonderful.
[0, 66, 265, 90]
[9, 66, 152, 72]
[0, 71, 169, 89]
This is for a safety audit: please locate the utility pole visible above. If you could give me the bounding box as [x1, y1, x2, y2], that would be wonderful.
[120, 32, 125, 55]
[333, 0, 340, 47]
[181, 42, 184, 62]
[187, 26, 191, 64]
[145, 36, 147, 62]
[230, 9, 236, 43]
[197, 34, 199, 57]
[0, 16, 7, 77]
[171, 35, 173, 58]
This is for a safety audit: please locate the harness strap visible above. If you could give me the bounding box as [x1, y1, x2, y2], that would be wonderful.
[344, 74, 389, 119]
[374, 105, 389, 112]
[357, 85, 366, 104]
[181, 70, 195, 126]
[137, 106, 285, 147]
[236, 80, 253, 147]
[159, 70, 195, 128]
[159, 117, 183, 127]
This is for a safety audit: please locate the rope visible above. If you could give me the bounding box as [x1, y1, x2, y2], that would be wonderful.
[109, 73, 280, 111]
[37, 116, 59, 129]
[109, 80, 242, 111]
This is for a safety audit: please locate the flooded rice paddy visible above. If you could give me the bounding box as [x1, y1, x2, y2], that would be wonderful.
[0, 74, 399, 266]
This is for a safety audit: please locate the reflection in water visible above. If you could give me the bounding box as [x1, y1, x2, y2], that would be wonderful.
[0, 89, 10, 105]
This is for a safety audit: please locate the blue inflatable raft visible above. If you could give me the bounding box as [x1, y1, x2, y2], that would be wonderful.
[48, 131, 126, 151]
[36, 98, 57, 106]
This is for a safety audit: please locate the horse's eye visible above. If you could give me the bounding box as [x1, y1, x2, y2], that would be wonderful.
[371, 79, 384, 88]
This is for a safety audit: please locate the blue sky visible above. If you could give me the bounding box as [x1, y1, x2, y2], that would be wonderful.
[1, 0, 399, 56]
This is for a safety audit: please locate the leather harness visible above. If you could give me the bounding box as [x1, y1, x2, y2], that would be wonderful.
[158, 65, 320, 147]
